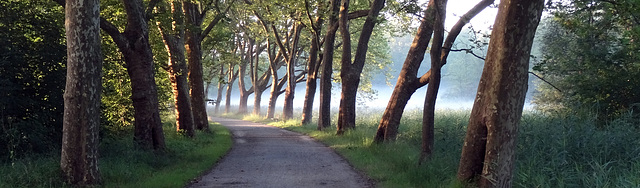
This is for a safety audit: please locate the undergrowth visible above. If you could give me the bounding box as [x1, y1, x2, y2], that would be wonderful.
[0, 120, 232, 188]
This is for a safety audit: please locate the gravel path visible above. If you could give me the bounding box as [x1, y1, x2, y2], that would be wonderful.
[186, 117, 374, 188]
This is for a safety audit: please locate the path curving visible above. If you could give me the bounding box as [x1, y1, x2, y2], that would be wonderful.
[187, 117, 374, 188]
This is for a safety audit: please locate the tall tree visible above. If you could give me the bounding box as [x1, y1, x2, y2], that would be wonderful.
[156, 0, 195, 137]
[300, 0, 324, 125]
[54, 0, 167, 150]
[420, 0, 446, 161]
[184, 0, 234, 131]
[456, 0, 544, 186]
[336, 0, 386, 134]
[318, 0, 341, 130]
[60, 0, 102, 185]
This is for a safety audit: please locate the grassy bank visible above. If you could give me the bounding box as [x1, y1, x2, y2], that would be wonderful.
[240, 109, 640, 187]
[0, 121, 232, 188]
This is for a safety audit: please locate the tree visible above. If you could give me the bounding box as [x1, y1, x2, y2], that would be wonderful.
[184, 0, 234, 131]
[420, 0, 446, 161]
[300, 0, 324, 125]
[456, 0, 544, 186]
[336, 0, 386, 134]
[374, 0, 493, 143]
[60, 0, 102, 185]
[421, 0, 494, 161]
[156, 0, 195, 137]
[318, 0, 341, 129]
[55, 0, 168, 150]
[533, 0, 640, 121]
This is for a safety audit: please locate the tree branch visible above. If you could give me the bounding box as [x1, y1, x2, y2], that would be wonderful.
[201, 0, 236, 41]
[348, 9, 370, 20]
[528, 72, 562, 92]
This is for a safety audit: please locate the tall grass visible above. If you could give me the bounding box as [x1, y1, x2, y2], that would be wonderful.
[262, 108, 640, 187]
[0, 120, 232, 188]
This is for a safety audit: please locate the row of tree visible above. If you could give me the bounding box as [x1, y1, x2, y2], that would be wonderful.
[12, 0, 639, 186]
[205, 0, 545, 186]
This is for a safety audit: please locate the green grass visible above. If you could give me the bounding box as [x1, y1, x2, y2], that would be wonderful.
[0, 120, 232, 188]
[246, 108, 640, 187]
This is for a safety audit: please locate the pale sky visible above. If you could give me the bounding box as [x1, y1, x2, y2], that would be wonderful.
[444, 1, 499, 30]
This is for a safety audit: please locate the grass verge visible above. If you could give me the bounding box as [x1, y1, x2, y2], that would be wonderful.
[0, 122, 232, 188]
[236, 109, 640, 187]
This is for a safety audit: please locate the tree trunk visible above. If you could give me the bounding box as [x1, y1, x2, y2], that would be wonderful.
[336, 0, 354, 134]
[215, 79, 224, 114]
[225, 67, 238, 114]
[238, 39, 254, 114]
[373, 1, 436, 143]
[92, 0, 166, 150]
[420, 0, 446, 162]
[157, 1, 195, 137]
[184, 1, 209, 132]
[282, 24, 303, 120]
[301, 3, 324, 125]
[318, 0, 340, 130]
[252, 44, 270, 115]
[456, 0, 544, 186]
[61, 0, 102, 185]
[301, 31, 321, 124]
[336, 0, 386, 134]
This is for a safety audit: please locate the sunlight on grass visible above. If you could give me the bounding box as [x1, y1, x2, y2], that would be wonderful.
[236, 108, 640, 187]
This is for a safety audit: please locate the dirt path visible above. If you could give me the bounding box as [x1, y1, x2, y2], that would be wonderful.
[187, 117, 374, 188]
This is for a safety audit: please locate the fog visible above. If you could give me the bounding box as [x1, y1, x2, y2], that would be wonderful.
[208, 33, 539, 112]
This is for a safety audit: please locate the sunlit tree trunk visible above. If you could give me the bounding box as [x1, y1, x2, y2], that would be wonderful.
[183, 0, 230, 131]
[456, 0, 544, 186]
[157, 1, 195, 137]
[318, 0, 340, 130]
[60, 0, 102, 185]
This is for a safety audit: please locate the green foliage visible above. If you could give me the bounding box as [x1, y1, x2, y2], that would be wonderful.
[0, 0, 66, 160]
[0, 123, 232, 188]
[534, 1, 640, 121]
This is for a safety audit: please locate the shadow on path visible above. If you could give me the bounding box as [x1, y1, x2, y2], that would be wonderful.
[187, 117, 374, 188]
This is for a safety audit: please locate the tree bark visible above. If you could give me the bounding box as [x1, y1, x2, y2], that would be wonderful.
[184, 1, 209, 132]
[237, 38, 254, 114]
[420, 0, 446, 162]
[336, 0, 353, 134]
[157, 1, 195, 137]
[60, 0, 102, 185]
[117, 0, 166, 150]
[318, 0, 340, 130]
[252, 42, 270, 115]
[301, 0, 324, 125]
[373, 1, 436, 142]
[456, 0, 544, 186]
